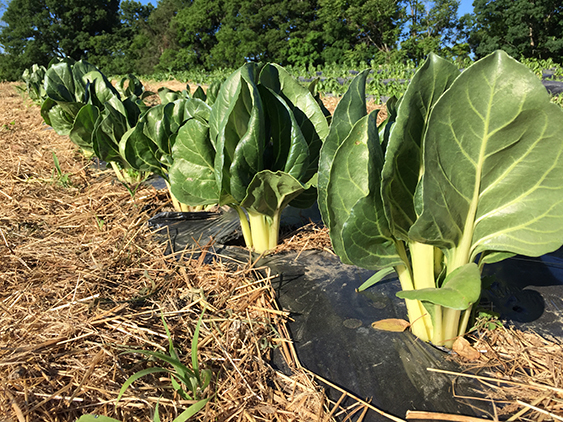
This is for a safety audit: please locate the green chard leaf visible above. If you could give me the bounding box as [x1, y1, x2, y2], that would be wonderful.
[44, 59, 78, 104]
[397, 263, 481, 310]
[40, 98, 80, 136]
[241, 170, 309, 219]
[120, 98, 211, 178]
[120, 122, 164, 176]
[42, 59, 119, 139]
[169, 117, 220, 206]
[330, 108, 403, 270]
[69, 104, 99, 153]
[326, 111, 381, 264]
[340, 146, 403, 270]
[318, 70, 369, 227]
[211, 64, 265, 204]
[259, 64, 329, 180]
[409, 50, 563, 266]
[92, 97, 133, 164]
[381, 53, 460, 241]
[258, 85, 309, 181]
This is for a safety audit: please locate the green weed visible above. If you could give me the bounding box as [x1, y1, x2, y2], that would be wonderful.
[51, 152, 72, 188]
[117, 311, 212, 416]
[77, 310, 211, 422]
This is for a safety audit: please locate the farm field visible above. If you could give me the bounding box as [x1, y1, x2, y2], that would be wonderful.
[3, 74, 563, 422]
[0, 81, 338, 421]
[0, 80, 395, 422]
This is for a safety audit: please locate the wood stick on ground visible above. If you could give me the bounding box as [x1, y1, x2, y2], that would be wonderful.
[405, 411, 496, 421]
[427, 367, 563, 395]
[516, 399, 563, 422]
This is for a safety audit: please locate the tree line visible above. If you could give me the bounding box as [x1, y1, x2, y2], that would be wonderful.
[1, 0, 562, 81]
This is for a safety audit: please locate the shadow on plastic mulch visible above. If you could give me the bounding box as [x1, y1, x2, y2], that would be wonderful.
[147, 204, 563, 421]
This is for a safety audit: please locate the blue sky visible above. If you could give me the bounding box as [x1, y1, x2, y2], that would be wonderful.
[457, 0, 474, 16]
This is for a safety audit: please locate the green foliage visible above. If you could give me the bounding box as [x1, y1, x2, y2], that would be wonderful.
[169, 63, 329, 253]
[551, 94, 563, 108]
[120, 97, 211, 180]
[317, 0, 403, 65]
[0, 0, 121, 80]
[41, 58, 118, 139]
[287, 32, 323, 67]
[470, 309, 503, 332]
[92, 1, 155, 75]
[318, 51, 563, 347]
[469, 0, 563, 62]
[51, 152, 72, 188]
[520, 57, 563, 79]
[400, 0, 468, 63]
[171, 0, 322, 69]
[40, 59, 152, 183]
[117, 312, 212, 408]
[77, 312, 211, 422]
[21, 64, 47, 103]
[0, 0, 474, 78]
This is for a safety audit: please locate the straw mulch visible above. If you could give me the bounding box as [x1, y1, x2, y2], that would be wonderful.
[0, 82, 342, 422]
[430, 325, 563, 422]
[7, 79, 562, 422]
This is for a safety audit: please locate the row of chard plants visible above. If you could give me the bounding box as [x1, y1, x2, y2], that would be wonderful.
[24, 51, 563, 349]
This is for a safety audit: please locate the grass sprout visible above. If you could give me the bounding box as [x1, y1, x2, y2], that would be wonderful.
[117, 310, 212, 418]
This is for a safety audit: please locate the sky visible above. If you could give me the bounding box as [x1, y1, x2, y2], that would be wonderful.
[457, 0, 475, 16]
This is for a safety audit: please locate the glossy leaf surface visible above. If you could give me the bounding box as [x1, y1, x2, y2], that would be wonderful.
[318, 70, 369, 226]
[381, 53, 459, 240]
[169, 117, 219, 205]
[396, 263, 481, 310]
[325, 112, 376, 263]
[240, 170, 308, 218]
[409, 50, 563, 264]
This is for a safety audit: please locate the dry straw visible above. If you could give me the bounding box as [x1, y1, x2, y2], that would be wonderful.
[4, 80, 561, 422]
[0, 82, 392, 422]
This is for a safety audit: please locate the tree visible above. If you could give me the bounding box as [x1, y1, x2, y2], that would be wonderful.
[0, 0, 120, 80]
[138, 0, 192, 73]
[400, 0, 467, 63]
[170, 0, 226, 70]
[89, 0, 155, 75]
[468, 0, 563, 62]
[170, 0, 322, 69]
[317, 0, 403, 65]
[0, 0, 56, 80]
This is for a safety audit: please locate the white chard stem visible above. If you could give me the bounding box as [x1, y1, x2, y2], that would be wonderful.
[395, 263, 432, 342]
[233, 206, 253, 249]
[441, 308, 461, 348]
[249, 213, 270, 254]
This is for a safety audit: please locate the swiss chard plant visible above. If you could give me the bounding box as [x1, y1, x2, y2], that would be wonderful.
[157, 80, 222, 106]
[115, 73, 153, 101]
[119, 97, 213, 211]
[318, 50, 563, 347]
[41, 58, 119, 150]
[41, 59, 153, 184]
[21, 64, 47, 103]
[89, 94, 149, 184]
[169, 63, 329, 253]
